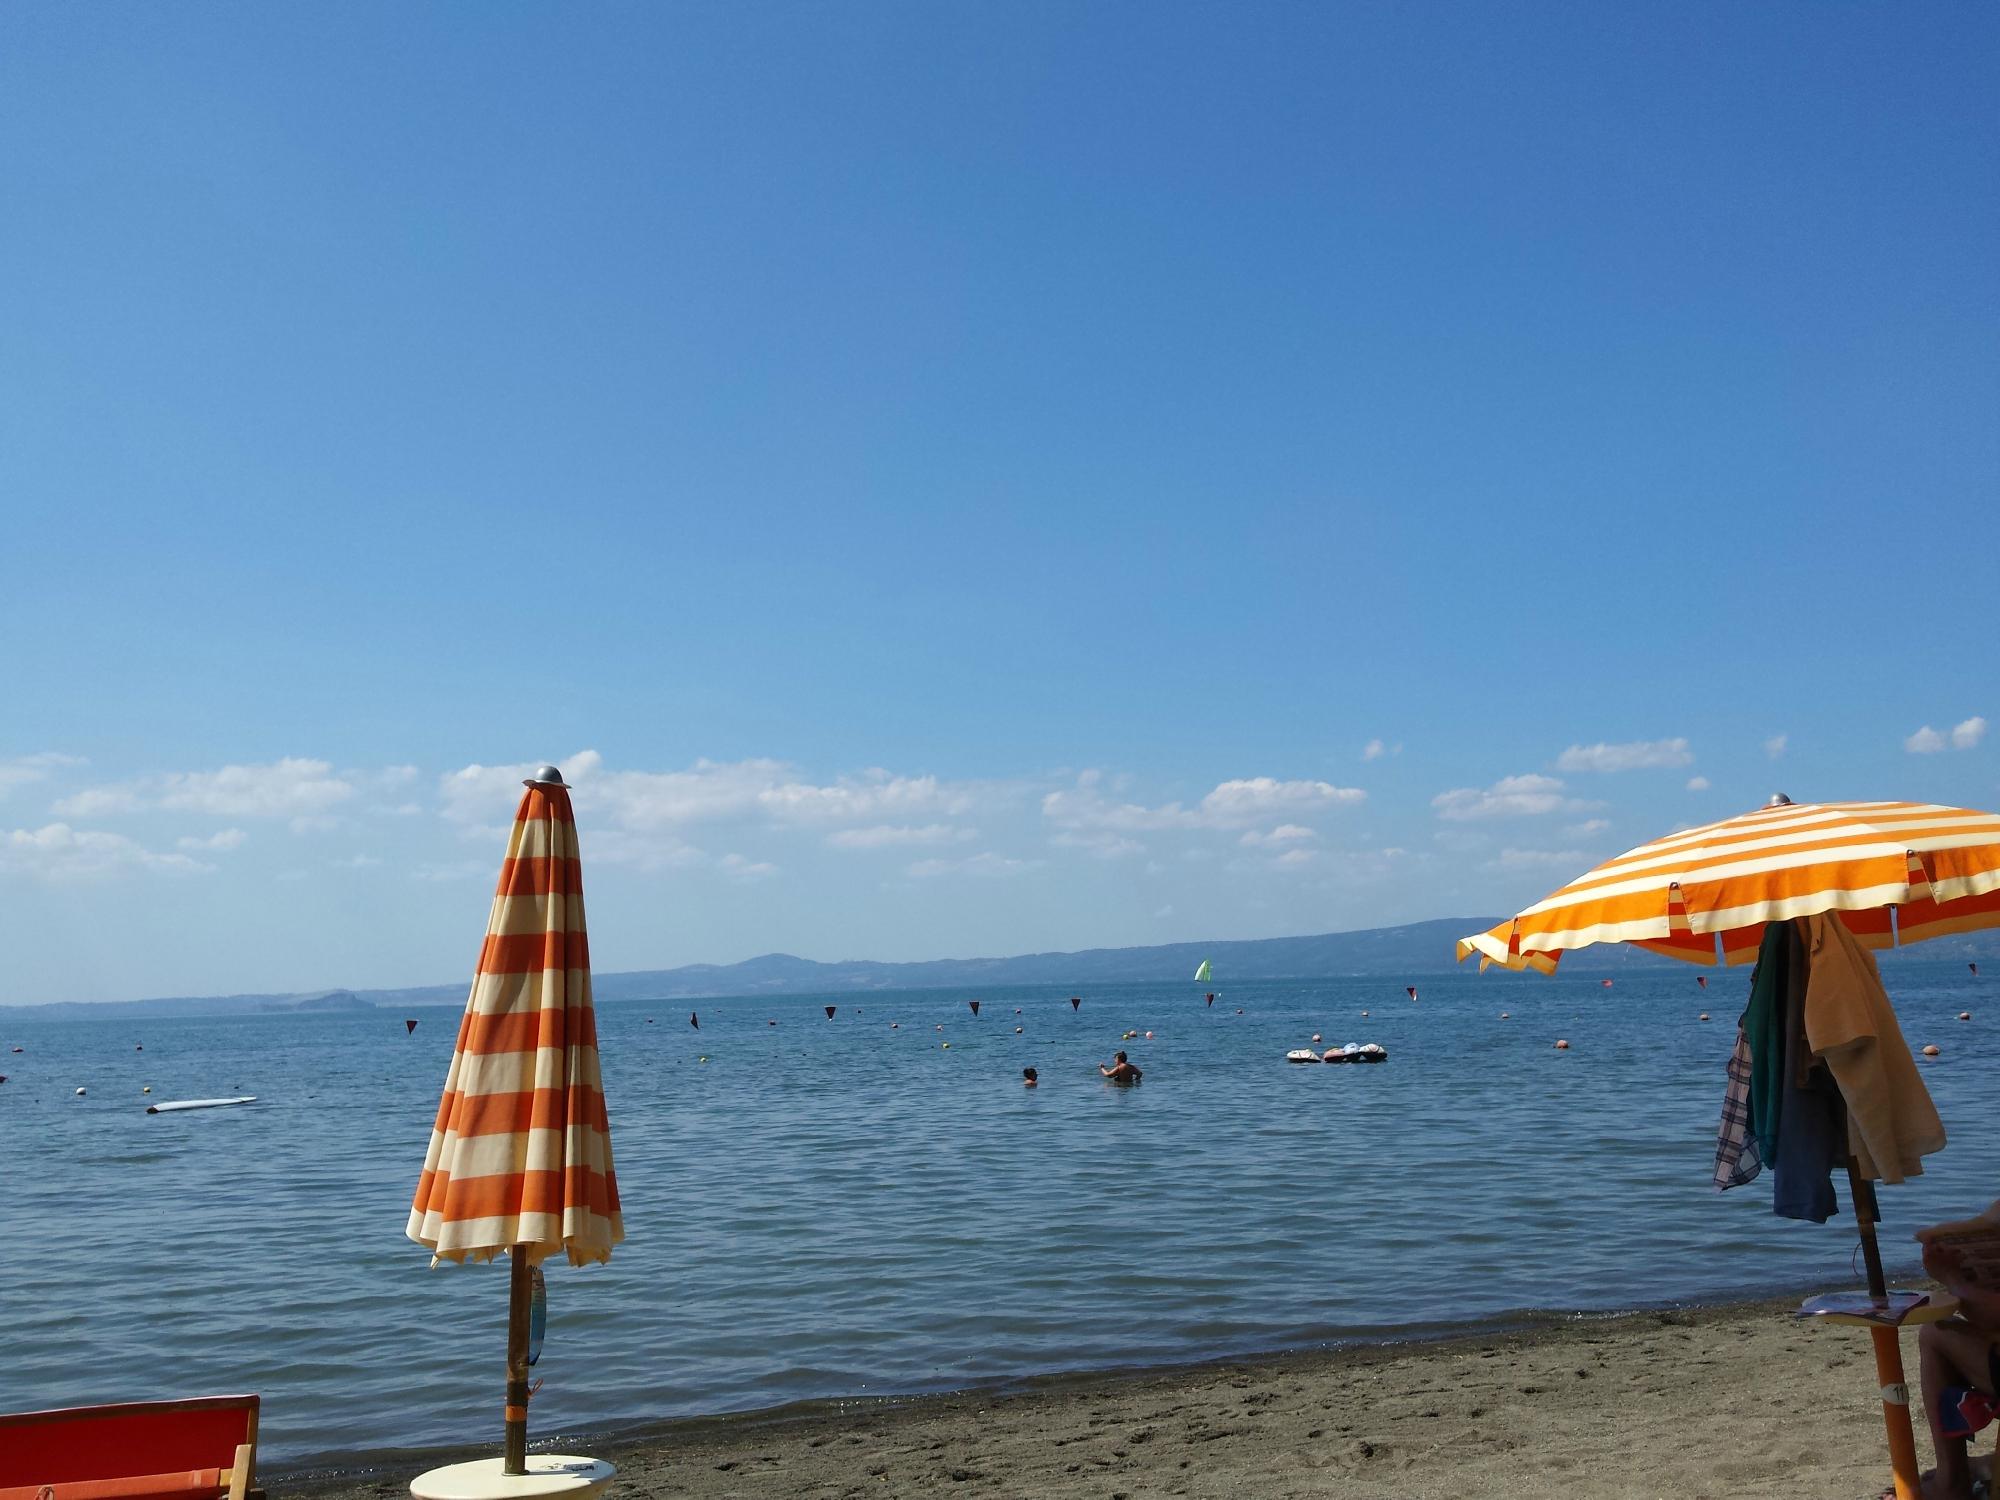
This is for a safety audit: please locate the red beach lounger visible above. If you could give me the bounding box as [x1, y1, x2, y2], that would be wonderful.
[0, 1396, 260, 1500]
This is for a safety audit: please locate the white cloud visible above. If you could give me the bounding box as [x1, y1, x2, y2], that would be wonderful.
[54, 786, 145, 818]
[1910, 718, 1988, 754]
[176, 828, 246, 852]
[1273, 847, 1317, 867]
[1240, 824, 1318, 847]
[331, 853, 382, 869]
[55, 758, 360, 821]
[760, 770, 976, 824]
[1555, 738, 1693, 773]
[161, 758, 355, 817]
[1051, 830, 1145, 859]
[718, 853, 779, 882]
[1494, 847, 1592, 871]
[1041, 782, 1201, 833]
[439, 752, 989, 834]
[826, 824, 975, 850]
[1764, 735, 1788, 760]
[1201, 777, 1364, 822]
[1686, 776, 1711, 792]
[907, 852, 1041, 879]
[1042, 773, 1362, 837]
[1, 824, 209, 880]
[1362, 739, 1386, 761]
[1562, 818, 1611, 837]
[585, 829, 708, 873]
[0, 752, 85, 800]
[1432, 774, 1595, 821]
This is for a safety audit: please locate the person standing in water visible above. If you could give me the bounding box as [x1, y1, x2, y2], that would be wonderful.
[1099, 1051, 1142, 1084]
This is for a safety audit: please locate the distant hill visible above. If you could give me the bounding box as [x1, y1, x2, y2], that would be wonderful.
[10, 915, 1996, 1018]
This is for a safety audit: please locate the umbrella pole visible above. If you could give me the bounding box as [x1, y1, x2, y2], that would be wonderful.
[503, 1244, 532, 1476]
[1847, 1157, 1921, 1500]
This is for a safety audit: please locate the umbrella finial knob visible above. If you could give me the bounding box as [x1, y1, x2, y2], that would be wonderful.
[1767, 792, 1793, 807]
[525, 764, 571, 789]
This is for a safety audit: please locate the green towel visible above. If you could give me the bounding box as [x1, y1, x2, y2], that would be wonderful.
[1743, 921, 1790, 1162]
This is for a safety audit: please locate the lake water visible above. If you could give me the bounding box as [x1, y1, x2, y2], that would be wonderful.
[3, 963, 1993, 1470]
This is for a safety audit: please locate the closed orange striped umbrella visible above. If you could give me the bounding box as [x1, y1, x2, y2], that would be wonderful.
[408, 764, 621, 1474]
[1458, 797, 2000, 974]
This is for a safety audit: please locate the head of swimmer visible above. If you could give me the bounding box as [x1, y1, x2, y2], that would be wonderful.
[1022, 1066, 1037, 1086]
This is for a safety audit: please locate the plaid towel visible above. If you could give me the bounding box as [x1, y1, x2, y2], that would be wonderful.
[1713, 1026, 1763, 1190]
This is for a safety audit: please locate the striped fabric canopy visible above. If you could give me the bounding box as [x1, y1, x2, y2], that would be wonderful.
[1458, 799, 2000, 974]
[408, 781, 623, 1267]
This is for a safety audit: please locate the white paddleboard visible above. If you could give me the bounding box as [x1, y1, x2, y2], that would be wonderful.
[146, 1096, 258, 1114]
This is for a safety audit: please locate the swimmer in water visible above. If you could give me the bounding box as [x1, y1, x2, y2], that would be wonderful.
[1099, 1051, 1142, 1084]
[1022, 1067, 1038, 1088]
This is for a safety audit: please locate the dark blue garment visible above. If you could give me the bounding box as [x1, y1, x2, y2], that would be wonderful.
[1769, 920, 1844, 1223]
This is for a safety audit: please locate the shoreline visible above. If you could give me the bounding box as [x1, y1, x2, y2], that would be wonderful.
[282, 1285, 1947, 1497]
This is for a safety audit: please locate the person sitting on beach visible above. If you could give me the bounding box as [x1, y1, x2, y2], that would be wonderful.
[1916, 1201, 2000, 1500]
[1022, 1067, 1038, 1088]
[1099, 1051, 1142, 1084]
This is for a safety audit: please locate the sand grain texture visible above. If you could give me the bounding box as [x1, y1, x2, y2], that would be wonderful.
[294, 1299, 1949, 1500]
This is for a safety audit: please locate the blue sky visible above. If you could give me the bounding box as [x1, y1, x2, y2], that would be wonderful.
[3, 5, 1995, 1003]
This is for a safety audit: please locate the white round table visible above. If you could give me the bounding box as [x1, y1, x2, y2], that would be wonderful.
[410, 1456, 616, 1500]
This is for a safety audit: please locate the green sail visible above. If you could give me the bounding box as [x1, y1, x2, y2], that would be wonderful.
[1193, 959, 1212, 982]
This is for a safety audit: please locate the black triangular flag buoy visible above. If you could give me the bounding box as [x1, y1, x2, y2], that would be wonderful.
[825, 1005, 837, 1019]
[969, 1000, 980, 1016]
[1070, 996, 1081, 1011]
[1206, 993, 1214, 1006]
[405, 1018, 418, 1034]
[690, 1012, 699, 1030]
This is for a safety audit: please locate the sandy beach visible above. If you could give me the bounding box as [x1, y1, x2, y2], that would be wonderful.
[290, 1293, 1951, 1500]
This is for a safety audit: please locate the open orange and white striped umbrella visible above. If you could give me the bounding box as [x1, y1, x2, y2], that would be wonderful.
[1458, 797, 2000, 974]
[409, 771, 622, 1265]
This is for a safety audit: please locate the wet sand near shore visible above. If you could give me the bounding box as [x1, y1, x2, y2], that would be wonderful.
[289, 1295, 1946, 1500]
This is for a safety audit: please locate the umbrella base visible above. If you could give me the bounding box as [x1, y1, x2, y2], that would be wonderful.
[411, 1456, 615, 1500]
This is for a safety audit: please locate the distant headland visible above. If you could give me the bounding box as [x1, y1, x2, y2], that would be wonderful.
[9, 915, 1993, 1018]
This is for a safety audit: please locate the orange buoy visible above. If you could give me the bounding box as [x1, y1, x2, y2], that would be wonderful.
[1143, 1030, 1154, 1039]
[1555, 1039, 1570, 1050]
[1959, 1011, 1972, 1021]
[1923, 1044, 1941, 1057]
[1311, 1033, 1322, 1043]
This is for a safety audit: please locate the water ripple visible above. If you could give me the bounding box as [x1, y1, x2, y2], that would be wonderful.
[2, 965, 1992, 1464]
